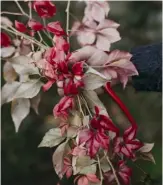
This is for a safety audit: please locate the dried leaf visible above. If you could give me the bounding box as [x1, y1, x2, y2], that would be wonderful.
[8, 55, 39, 75]
[3, 61, 17, 82]
[52, 140, 70, 178]
[1, 46, 15, 58]
[140, 152, 156, 164]
[11, 98, 30, 132]
[69, 111, 82, 127]
[83, 90, 108, 116]
[139, 143, 154, 153]
[30, 93, 41, 114]
[0, 16, 13, 27]
[84, 67, 110, 90]
[38, 128, 66, 148]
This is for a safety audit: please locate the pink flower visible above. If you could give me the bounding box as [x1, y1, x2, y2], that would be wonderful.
[28, 19, 44, 31]
[71, 145, 87, 156]
[53, 36, 69, 52]
[15, 20, 27, 33]
[90, 106, 119, 134]
[70, 46, 138, 88]
[74, 174, 100, 185]
[0, 32, 11, 47]
[46, 21, 66, 36]
[84, 1, 110, 22]
[53, 96, 74, 119]
[32, 0, 56, 18]
[71, 19, 121, 51]
[113, 125, 143, 158]
[78, 129, 109, 158]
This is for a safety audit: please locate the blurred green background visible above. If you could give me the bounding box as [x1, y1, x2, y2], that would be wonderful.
[1, 1, 162, 185]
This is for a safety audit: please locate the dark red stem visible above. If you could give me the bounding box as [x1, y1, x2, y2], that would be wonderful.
[104, 82, 137, 127]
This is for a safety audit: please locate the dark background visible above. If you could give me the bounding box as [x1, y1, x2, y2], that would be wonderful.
[1, 1, 162, 185]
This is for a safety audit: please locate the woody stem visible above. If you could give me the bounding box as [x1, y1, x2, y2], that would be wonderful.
[66, 0, 71, 43]
[104, 82, 137, 127]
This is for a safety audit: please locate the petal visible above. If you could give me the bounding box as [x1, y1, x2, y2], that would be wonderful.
[15, 20, 27, 33]
[123, 125, 137, 141]
[121, 146, 133, 158]
[1, 32, 11, 47]
[96, 35, 111, 51]
[87, 174, 100, 183]
[28, 19, 44, 31]
[78, 176, 89, 185]
[77, 31, 96, 46]
[72, 62, 83, 75]
[42, 80, 55, 92]
[98, 28, 121, 44]
[97, 19, 120, 30]
[46, 21, 66, 36]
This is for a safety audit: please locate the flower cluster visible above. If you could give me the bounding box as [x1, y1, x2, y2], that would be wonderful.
[1, 1, 155, 185]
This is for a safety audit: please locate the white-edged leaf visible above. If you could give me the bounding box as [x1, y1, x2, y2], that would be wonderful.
[84, 67, 111, 90]
[1, 46, 15, 58]
[139, 143, 154, 153]
[140, 152, 156, 164]
[8, 55, 39, 75]
[1, 82, 21, 105]
[83, 90, 108, 116]
[38, 128, 66, 148]
[30, 93, 41, 114]
[80, 164, 97, 175]
[12, 80, 43, 100]
[3, 61, 17, 82]
[52, 140, 70, 178]
[69, 112, 82, 127]
[11, 98, 30, 132]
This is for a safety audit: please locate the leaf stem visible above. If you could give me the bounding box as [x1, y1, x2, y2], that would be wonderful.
[0, 11, 24, 16]
[105, 151, 120, 185]
[97, 155, 104, 185]
[80, 94, 93, 118]
[77, 95, 85, 118]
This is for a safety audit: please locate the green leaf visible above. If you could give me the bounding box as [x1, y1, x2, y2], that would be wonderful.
[38, 128, 66, 148]
[11, 98, 30, 132]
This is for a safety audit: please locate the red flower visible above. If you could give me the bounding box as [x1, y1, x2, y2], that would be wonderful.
[104, 160, 132, 185]
[28, 19, 44, 31]
[78, 129, 109, 158]
[114, 125, 143, 158]
[53, 96, 74, 119]
[15, 21, 27, 33]
[74, 174, 100, 185]
[46, 21, 66, 36]
[118, 160, 132, 185]
[32, 0, 56, 18]
[90, 106, 119, 134]
[0, 32, 11, 47]
[62, 157, 73, 178]
[57, 61, 84, 96]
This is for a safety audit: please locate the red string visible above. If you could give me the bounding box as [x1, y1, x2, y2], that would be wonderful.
[104, 82, 137, 127]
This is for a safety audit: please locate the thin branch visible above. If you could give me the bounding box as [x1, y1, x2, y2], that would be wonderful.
[38, 31, 49, 46]
[14, 0, 29, 18]
[80, 94, 93, 118]
[29, 1, 32, 19]
[105, 151, 120, 185]
[43, 18, 53, 40]
[97, 155, 104, 185]
[0, 11, 24, 16]
[77, 95, 85, 118]
[1, 25, 48, 49]
[66, 0, 71, 43]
